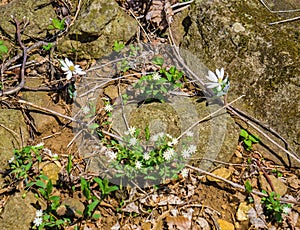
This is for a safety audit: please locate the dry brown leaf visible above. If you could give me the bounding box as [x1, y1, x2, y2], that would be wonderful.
[166, 216, 192, 230]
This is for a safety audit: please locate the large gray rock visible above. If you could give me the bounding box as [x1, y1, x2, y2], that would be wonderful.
[0, 0, 56, 40]
[175, 0, 300, 166]
[57, 0, 138, 59]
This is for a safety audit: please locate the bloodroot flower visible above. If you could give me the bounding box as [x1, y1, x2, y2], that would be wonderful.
[60, 58, 86, 80]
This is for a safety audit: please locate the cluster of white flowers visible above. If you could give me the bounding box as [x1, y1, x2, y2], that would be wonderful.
[152, 72, 161, 80]
[60, 58, 86, 80]
[124, 126, 136, 136]
[33, 209, 43, 227]
[106, 150, 117, 161]
[163, 148, 175, 161]
[104, 104, 113, 113]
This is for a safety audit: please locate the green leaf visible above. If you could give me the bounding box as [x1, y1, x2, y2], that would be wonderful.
[86, 199, 100, 217]
[152, 57, 164, 66]
[245, 180, 253, 193]
[35, 180, 46, 188]
[46, 179, 53, 196]
[113, 40, 125, 52]
[244, 139, 252, 148]
[145, 126, 150, 141]
[80, 177, 91, 200]
[249, 134, 260, 143]
[67, 155, 72, 175]
[240, 129, 249, 139]
[92, 213, 101, 219]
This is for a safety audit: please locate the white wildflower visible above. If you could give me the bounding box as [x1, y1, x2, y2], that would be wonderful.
[33, 217, 43, 227]
[186, 131, 194, 137]
[283, 206, 291, 214]
[143, 152, 151, 161]
[60, 58, 86, 80]
[129, 137, 137, 146]
[181, 168, 189, 178]
[82, 106, 90, 115]
[106, 150, 117, 161]
[165, 133, 173, 139]
[35, 210, 43, 217]
[205, 68, 228, 92]
[188, 145, 197, 154]
[151, 134, 159, 142]
[8, 156, 14, 163]
[126, 126, 136, 136]
[152, 72, 161, 80]
[135, 161, 142, 169]
[168, 138, 178, 147]
[104, 104, 113, 112]
[35, 142, 44, 148]
[163, 148, 175, 161]
[182, 149, 191, 159]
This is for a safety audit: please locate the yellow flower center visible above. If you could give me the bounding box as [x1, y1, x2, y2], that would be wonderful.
[69, 65, 75, 72]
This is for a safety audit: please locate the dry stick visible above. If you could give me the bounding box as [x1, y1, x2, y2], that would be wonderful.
[259, 0, 300, 13]
[227, 106, 300, 164]
[129, 9, 151, 42]
[176, 95, 245, 141]
[0, 18, 27, 96]
[186, 165, 300, 205]
[269, 16, 300, 25]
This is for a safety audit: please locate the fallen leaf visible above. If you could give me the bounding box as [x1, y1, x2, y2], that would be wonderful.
[166, 216, 191, 230]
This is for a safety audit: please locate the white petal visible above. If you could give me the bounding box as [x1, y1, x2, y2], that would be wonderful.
[206, 82, 219, 88]
[60, 59, 68, 68]
[217, 68, 224, 80]
[65, 58, 73, 67]
[61, 66, 69, 72]
[206, 70, 218, 82]
[66, 71, 73, 80]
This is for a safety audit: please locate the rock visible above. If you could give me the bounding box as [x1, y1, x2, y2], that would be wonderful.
[258, 174, 288, 196]
[286, 175, 300, 189]
[0, 110, 30, 187]
[57, 0, 138, 59]
[41, 162, 61, 185]
[236, 202, 252, 221]
[217, 219, 235, 230]
[177, 0, 300, 167]
[207, 167, 232, 182]
[0, 191, 38, 230]
[0, 0, 56, 40]
[60, 197, 85, 218]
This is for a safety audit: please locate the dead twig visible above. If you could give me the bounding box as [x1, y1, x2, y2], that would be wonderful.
[187, 164, 300, 205]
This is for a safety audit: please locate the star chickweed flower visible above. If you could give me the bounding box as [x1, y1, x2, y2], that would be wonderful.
[205, 68, 229, 92]
[135, 161, 142, 169]
[8, 156, 14, 163]
[129, 137, 138, 146]
[182, 149, 191, 159]
[33, 217, 43, 227]
[125, 126, 136, 136]
[282, 206, 291, 214]
[181, 168, 189, 178]
[188, 145, 197, 154]
[60, 58, 86, 80]
[106, 150, 117, 161]
[35, 210, 43, 217]
[104, 104, 113, 113]
[143, 152, 151, 161]
[163, 148, 175, 161]
[168, 138, 178, 147]
[152, 72, 161, 80]
[186, 131, 194, 137]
